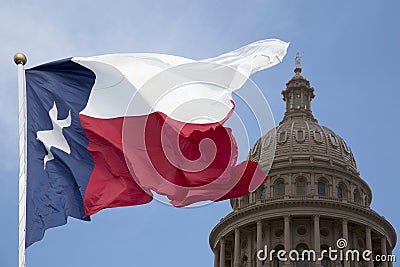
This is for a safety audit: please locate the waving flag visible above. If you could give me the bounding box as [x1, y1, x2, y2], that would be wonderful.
[24, 39, 289, 247]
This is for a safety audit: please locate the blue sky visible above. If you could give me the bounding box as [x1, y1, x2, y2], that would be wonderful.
[1, 1, 399, 266]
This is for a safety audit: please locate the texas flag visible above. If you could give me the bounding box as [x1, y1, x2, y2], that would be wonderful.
[24, 39, 289, 247]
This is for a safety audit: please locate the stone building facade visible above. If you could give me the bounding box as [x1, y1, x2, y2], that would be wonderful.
[209, 66, 397, 267]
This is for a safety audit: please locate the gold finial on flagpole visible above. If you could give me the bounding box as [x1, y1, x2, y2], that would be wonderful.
[14, 53, 27, 65]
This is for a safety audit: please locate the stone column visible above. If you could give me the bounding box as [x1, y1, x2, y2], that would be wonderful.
[314, 215, 322, 267]
[284, 216, 291, 266]
[234, 228, 240, 267]
[284, 216, 291, 251]
[388, 248, 393, 267]
[342, 219, 349, 267]
[332, 178, 337, 199]
[349, 185, 354, 203]
[289, 174, 293, 196]
[265, 221, 271, 267]
[381, 237, 388, 267]
[214, 246, 219, 267]
[290, 91, 294, 109]
[257, 221, 263, 267]
[286, 96, 289, 112]
[311, 172, 316, 196]
[219, 238, 225, 267]
[285, 175, 291, 200]
[365, 227, 373, 267]
[300, 90, 304, 109]
[248, 233, 253, 267]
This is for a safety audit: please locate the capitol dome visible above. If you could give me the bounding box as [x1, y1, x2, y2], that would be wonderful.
[210, 64, 396, 267]
[239, 66, 371, 208]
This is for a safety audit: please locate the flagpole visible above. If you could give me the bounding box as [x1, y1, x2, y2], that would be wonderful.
[14, 53, 28, 267]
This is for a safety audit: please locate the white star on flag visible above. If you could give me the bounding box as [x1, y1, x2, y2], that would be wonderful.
[36, 102, 72, 169]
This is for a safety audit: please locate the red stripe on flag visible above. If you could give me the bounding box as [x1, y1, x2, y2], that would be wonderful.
[80, 115, 152, 216]
[80, 112, 267, 212]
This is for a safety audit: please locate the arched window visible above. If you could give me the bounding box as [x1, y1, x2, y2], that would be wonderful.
[296, 178, 306, 196]
[314, 131, 323, 142]
[241, 255, 248, 266]
[263, 136, 271, 147]
[275, 180, 285, 197]
[250, 144, 259, 158]
[320, 245, 331, 267]
[296, 243, 309, 267]
[342, 139, 351, 153]
[294, 92, 301, 109]
[364, 195, 369, 206]
[337, 183, 347, 200]
[354, 189, 361, 204]
[289, 95, 293, 109]
[296, 130, 305, 142]
[241, 194, 250, 207]
[321, 257, 329, 266]
[279, 131, 287, 143]
[258, 185, 266, 199]
[329, 133, 339, 146]
[303, 94, 308, 109]
[337, 186, 343, 199]
[272, 245, 285, 267]
[318, 179, 327, 196]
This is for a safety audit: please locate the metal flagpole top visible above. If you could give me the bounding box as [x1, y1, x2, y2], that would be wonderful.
[15, 51, 27, 267]
[14, 53, 27, 65]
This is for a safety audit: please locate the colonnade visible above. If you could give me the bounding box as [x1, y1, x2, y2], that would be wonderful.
[213, 216, 391, 267]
